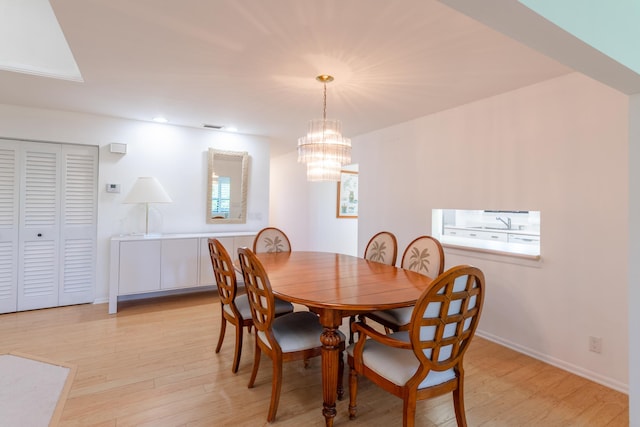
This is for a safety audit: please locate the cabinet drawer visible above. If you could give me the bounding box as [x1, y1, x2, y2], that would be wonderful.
[443, 228, 464, 237]
[471, 230, 508, 242]
[443, 228, 508, 242]
[508, 234, 540, 245]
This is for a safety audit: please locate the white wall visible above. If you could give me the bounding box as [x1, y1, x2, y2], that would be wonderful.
[269, 151, 311, 250]
[351, 72, 628, 391]
[0, 103, 271, 302]
[270, 150, 358, 256]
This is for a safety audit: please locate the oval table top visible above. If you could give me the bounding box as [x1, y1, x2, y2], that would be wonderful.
[255, 251, 434, 312]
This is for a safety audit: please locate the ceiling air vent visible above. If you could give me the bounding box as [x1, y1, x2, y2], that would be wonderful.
[203, 124, 223, 130]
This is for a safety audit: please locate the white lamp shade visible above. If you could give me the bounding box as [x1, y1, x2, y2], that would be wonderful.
[123, 177, 173, 204]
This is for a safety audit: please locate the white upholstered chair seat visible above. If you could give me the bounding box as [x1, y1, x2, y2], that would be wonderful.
[363, 236, 445, 333]
[347, 331, 455, 389]
[366, 306, 413, 328]
[350, 231, 399, 344]
[238, 247, 346, 422]
[223, 294, 252, 319]
[235, 274, 246, 293]
[258, 311, 345, 352]
[348, 266, 485, 426]
[226, 294, 293, 320]
[209, 238, 295, 374]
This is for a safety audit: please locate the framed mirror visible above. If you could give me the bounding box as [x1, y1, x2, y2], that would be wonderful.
[207, 148, 249, 224]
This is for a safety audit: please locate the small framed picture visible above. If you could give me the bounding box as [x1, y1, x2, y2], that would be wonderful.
[337, 171, 358, 218]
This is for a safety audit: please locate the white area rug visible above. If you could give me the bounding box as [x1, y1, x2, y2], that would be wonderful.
[0, 352, 76, 427]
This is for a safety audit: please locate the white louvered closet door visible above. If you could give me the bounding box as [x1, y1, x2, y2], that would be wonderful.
[18, 142, 62, 311]
[0, 141, 19, 313]
[59, 144, 97, 306]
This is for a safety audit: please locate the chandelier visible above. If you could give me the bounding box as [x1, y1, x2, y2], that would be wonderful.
[297, 75, 351, 181]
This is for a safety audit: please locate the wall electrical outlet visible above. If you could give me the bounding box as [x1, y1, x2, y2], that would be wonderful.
[589, 336, 602, 353]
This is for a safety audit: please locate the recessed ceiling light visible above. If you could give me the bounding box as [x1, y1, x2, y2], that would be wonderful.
[153, 116, 168, 123]
[224, 126, 238, 132]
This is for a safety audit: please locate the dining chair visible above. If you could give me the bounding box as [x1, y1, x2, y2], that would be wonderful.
[253, 227, 292, 253]
[363, 231, 398, 266]
[348, 265, 485, 427]
[208, 238, 293, 373]
[349, 231, 399, 343]
[363, 235, 445, 333]
[237, 247, 346, 422]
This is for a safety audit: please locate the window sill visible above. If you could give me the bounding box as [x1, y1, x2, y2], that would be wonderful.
[440, 236, 541, 265]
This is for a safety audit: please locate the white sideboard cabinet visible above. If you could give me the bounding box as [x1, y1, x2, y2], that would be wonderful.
[109, 232, 255, 313]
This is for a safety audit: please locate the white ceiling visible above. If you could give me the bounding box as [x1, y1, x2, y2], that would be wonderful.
[0, 0, 82, 81]
[0, 0, 573, 152]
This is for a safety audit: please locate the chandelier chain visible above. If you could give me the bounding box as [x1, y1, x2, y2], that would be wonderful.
[322, 82, 328, 135]
[297, 74, 351, 181]
[323, 82, 327, 121]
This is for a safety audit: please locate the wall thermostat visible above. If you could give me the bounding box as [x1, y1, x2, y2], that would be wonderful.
[106, 183, 121, 193]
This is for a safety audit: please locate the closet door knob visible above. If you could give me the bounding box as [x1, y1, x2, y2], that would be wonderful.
[37, 233, 42, 237]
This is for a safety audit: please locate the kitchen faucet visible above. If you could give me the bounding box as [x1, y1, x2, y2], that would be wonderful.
[496, 216, 511, 229]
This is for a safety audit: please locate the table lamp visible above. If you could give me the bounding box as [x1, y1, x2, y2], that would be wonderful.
[123, 176, 173, 235]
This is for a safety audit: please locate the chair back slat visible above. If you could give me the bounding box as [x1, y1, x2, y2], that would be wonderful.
[364, 231, 398, 265]
[208, 238, 238, 304]
[253, 227, 292, 253]
[400, 235, 445, 279]
[409, 265, 484, 374]
[237, 247, 275, 332]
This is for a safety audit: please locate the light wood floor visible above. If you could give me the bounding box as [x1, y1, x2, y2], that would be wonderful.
[0, 292, 628, 426]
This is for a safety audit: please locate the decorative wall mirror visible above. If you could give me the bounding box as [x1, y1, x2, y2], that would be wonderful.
[207, 148, 249, 224]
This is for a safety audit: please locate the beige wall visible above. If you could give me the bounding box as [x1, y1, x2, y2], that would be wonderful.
[351, 72, 628, 391]
[629, 93, 640, 420]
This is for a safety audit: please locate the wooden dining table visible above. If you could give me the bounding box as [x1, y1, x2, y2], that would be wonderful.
[255, 251, 434, 427]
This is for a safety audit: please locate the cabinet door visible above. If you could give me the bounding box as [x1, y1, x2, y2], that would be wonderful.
[0, 141, 19, 314]
[443, 228, 464, 237]
[59, 144, 98, 306]
[161, 238, 199, 289]
[466, 229, 508, 242]
[18, 142, 61, 311]
[199, 237, 234, 286]
[119, 240, 161, 294]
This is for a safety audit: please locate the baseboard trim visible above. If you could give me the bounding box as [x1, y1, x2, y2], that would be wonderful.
[476, 329, 628, 394]
[93, 286, 216, 307]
